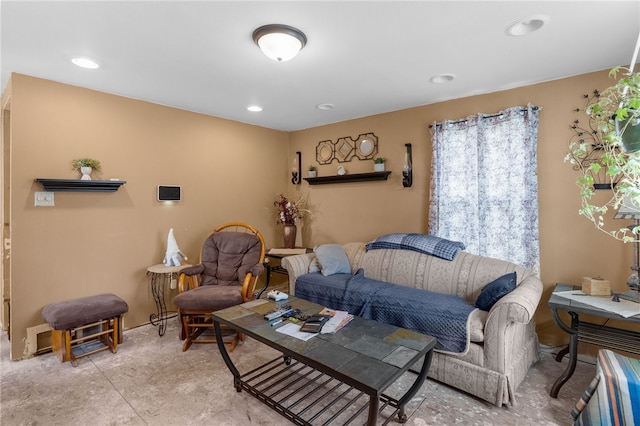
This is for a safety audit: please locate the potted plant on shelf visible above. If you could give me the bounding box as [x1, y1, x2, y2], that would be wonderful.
[374, 157, 386, 172]
[308, 165, 317, 178]
[566, 66, 640, 242]
[72, 158, 101, 181]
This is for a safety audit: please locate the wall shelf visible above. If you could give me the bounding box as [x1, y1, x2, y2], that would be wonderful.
[35, 179, 126, 192]
[303, 171, 391, 185]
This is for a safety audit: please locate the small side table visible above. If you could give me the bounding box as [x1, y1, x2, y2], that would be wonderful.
[258, 248, 311, 298]
[146, 263, 191, 336]
[266, 248, 311, 274]
[548, 283, 640, 397]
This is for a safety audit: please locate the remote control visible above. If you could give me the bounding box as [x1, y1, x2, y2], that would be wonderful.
[267, 290, 288, 301]
[264, 304, 294, 321]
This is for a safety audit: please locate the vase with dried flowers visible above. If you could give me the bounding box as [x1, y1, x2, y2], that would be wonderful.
[273, 193, 309, 248]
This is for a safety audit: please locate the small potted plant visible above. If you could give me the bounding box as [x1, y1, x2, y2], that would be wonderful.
[72, 158, 101, 181]
[374, 157, 386, 172]
[308, 165, 317, 178]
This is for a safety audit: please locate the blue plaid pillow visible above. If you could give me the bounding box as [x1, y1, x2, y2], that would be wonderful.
[365, 233, 465, 261]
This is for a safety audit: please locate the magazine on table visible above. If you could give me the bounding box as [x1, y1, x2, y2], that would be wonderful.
[317, 308, 354, 334]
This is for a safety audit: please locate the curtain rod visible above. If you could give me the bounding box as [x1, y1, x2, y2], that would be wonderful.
[429, 105, 540, 128]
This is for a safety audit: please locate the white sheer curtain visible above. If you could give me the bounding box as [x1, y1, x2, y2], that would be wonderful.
[428, 104, 540, 273]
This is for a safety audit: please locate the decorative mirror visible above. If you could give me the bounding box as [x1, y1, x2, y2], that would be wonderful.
[335, 137, 355, 162]
[355, 133, 377, 160]
[316, 140, 334, 165]
[315, 132, 378, 164]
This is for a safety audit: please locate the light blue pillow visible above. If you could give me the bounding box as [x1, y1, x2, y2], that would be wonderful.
[314, 244, 351, 276]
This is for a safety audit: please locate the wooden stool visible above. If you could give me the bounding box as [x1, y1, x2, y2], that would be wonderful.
[41, 293, 128, 367]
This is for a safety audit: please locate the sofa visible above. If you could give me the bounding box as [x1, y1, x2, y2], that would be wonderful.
[281, 239, 543, 407]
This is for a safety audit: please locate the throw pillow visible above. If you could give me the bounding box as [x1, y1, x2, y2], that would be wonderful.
[308, 258, 321, 273]
[314, 244, 351, 276]
[475, 272, 517, 311]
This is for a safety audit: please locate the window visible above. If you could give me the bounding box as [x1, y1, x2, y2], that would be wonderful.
[429, 105, 540, 273]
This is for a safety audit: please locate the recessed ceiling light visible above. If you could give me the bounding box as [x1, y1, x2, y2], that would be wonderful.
[247, 105, 263, 112]
[71, 57, 100, 69]
[316, 103, 335, 111]
[429, 74, 455, 84]
[506, 15, 550, 36]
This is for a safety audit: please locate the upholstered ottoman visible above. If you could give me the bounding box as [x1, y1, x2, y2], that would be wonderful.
[42, 293, 128, 366]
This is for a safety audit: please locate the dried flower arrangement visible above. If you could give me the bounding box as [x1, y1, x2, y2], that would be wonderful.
[273, 193, 309, 225]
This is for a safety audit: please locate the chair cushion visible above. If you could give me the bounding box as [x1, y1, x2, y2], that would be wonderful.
[174, 285, 243, 311]
[42, 293, 128, 330]
[200, 231, 262, 286]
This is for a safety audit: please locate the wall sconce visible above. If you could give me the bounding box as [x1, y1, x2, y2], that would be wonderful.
[291, 151, 301, 185]
[402, 143, 413, 188]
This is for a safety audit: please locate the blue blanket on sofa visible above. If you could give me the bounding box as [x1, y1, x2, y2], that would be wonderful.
[295, 269, 476, 353]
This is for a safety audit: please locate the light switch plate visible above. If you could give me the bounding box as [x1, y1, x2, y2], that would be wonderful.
[34, 192, 54, 207]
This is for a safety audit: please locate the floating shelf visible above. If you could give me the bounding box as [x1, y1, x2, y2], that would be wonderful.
[303, 171, 391, 185]
[35, 179, 126, 192]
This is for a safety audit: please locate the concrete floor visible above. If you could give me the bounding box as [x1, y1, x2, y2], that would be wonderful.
[0, 319, 595, 425]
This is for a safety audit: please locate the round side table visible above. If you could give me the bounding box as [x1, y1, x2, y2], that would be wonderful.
[146, 263, 191, 336]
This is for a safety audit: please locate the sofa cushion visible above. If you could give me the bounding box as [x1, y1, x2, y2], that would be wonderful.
[468, 308, 487, 342]
[475, 272, 517, 311]
[314, 244, 351, 276]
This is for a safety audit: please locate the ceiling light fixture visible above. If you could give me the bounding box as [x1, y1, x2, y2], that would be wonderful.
[506, 15, 550, 36]
[430, 74, 455, 84]
[316, 103, 334, 110]
[252, 24, 307, 62]
[247, 105, 263, 112]
[71, 57, 99, 69]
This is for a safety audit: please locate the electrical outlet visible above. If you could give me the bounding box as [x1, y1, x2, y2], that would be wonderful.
[34, 192, 54, 207]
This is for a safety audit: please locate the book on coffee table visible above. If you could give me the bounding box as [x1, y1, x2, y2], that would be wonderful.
[318, 308, 354, 334]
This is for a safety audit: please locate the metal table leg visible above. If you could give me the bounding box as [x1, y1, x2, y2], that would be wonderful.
[550, 310, 579, 398]
[148, 272, 169, 336]
[214, 321, 241, 391]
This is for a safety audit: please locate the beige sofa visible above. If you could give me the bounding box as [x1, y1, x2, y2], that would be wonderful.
[281, 242, 543, 407]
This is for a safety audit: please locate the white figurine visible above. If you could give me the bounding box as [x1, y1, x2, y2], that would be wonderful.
[163, 228, 188, 267]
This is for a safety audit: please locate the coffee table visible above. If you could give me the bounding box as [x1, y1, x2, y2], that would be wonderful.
[212, 297, 437, 425]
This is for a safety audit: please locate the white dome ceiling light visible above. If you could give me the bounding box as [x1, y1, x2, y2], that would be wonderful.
[252, 24, 307, 62]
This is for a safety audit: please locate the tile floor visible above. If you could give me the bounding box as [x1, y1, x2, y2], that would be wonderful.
[0, 319, 595, 425]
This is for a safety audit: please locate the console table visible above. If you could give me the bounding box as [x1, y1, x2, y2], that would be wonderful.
[146, 263, 190, 336]
[212, 297, 437, 425]
[548, 283, 640, 397]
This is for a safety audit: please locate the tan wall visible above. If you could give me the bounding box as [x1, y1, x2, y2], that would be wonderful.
[4, 74, 289, 359]
[3, 69, 635, 360]
[290, 69, 634, 349]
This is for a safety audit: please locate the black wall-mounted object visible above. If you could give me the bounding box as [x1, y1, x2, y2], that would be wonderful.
[35, 179, 126, 192]
[157, 185, 181, 201]
[402, 143, 413, 188]
[292, 151, 301, 185]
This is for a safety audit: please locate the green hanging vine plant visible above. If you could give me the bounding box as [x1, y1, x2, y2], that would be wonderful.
[565, 67, 640, 242]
